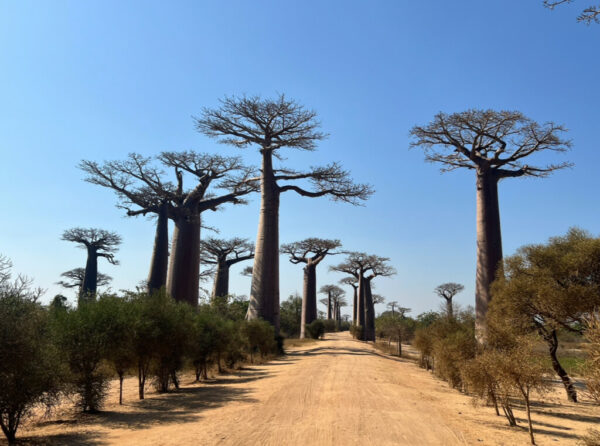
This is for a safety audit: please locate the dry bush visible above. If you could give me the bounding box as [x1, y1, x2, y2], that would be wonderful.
[583, 313, 600, 402]
[579, 429, 600, 446]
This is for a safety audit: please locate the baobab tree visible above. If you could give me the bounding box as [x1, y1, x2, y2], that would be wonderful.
[200, 237, 254, 299]
[387, 301, 399, 317]
[80, 155, 175, 294]
[159, 152, 257, 305]
[332, 294, 348, 327]
[57, 268, 112, 295]
[61, 228, 121, 301]
[332, 253, 395, 341]
[196, 95, 373, 330]
[410, 110, 571, 341]
[339, 276, 359, 324]
[543, 0, 600, 23]
[281, 238, 342, 338]
[82, 153, 257, 304]
[434, 282, 464, 318]
[319, 284, 345, 321]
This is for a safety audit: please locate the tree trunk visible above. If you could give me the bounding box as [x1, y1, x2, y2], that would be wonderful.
[248, 149, 280, 331]
[364, 279, 376, 341]
[81, 248, 98, 301]
[118, 372, 124, 405]
[475, 171, 503, 342]
[357, 274, 366, 338]
[546, 329, 578, 402]
[167, 213, 201, 306]
[446, 298, 453, 318]
[147, 202, 169, 294]
[138, 362, 145, 400]
[327, 291, 332, 320]
[300, 263, 317, 339]
[212, 259, 230, 299]
[352, 285, 358, 325]
[523, 389, 536, 445]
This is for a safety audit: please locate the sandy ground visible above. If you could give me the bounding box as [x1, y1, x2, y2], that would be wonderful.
[10, 332, 600, 446]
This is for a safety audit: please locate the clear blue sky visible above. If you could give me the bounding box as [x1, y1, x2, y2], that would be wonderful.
[1, 1, 598, 316]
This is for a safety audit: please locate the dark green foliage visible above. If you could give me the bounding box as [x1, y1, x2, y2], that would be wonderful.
[0, 279, 64, 443]
[350, 324, 363, 339]
[376, 313, 416, 356]
[189, 307, 221, 381]
[305, 319, 326, 339]
[242, 319, 277, 362]
[51, 298, 118, 412]
[323, 319, 337, 333]
[210, 294, 249, 321]
[280, 294, 302, 338]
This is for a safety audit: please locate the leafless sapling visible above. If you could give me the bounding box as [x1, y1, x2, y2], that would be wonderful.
[410, 110, 571, 341]
[281, 238, 342, 338]
[196, 94, 373, 331]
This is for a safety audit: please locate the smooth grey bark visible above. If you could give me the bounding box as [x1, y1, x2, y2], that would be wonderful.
[327, 290, 332, 320]
[167, 214, 201, 306]
[300, 264, 317, 339]
[81, 248, 98, 300]
[147, 203, 169, 294]
[352, 285, 358, 324]
[446, 299, 453, 319]
[212, 259, 230, 299]
[363, 278, 376, 341]
[475, 170, 503, 342]
[248, 149, 280, 330]
[357, 273, 366, 336]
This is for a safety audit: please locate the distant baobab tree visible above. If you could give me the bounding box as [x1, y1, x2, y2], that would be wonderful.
[410, 110, 571, 341]
[544, 0, 600, 23]
[339, 276, 359, 324]
[240, 266, 253, 277]
[387, 301, 399, 317]
[200, 237, 254, 299]
[434, 282, 464, 318]
[61, 228, 121, 301]
[82, 152, 258, 305]
[319, 284, 345, 321]
[196, 94, 373, 331]
[281, 238, 342, 338]
[332, 253, 395, 341]
[57, 268, 112, 295]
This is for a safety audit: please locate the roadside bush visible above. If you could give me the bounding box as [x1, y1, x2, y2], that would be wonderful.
[305, 319, 325, 339]
[242, 319, 277, 362]
[579, 429, 600, 446]
[0, 278, 64, 443]
[583, 313, 600, 403]
[350, 324, 363, 340]
[189, 307, 220, 381]
[323, 319, 337, 333]
[52, 298, 116, 412]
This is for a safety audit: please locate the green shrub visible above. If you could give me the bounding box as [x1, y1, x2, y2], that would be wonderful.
[242, 319, 277, 362]
[305, 319, 326, 339]
[0, 279, 64, 443]
[350, 324, 363, 340]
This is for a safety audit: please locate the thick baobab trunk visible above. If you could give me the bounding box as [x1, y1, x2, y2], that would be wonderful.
[445, 298, 453, 319]
[327, 291, 332, 319]
[357, 275, 366, 338]
[167, 213, 201, 306]
[352, 285, 358, 325]
[475, 171, 503, 342]
[300, 263, 317, 339]
[363, 279, 376, 341]
[545, 329, 578, 402]
[147, 203, 169, 294]
[212, 259, 230, 299]
[248, 149, 280, 331]
[81, 248, 98, 300]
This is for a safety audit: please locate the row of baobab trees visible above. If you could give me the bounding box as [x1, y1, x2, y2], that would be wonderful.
[68, 94, 571, 344]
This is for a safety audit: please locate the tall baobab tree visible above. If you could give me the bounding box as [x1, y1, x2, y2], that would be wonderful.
[57, 268, 112, 295]
[61, 228, 121, 301]
[281, 238, 342, 338]
[387, 301, 399, 317]
[200, 237, 254, 299]
[196, 95, 373, 331]
[332, 253, 395, 341]
[434, 282, 464, 318]
[158, 152, 257, 305]
[410, 110, 571, 341]
[83, 152, 257, 304]
[339, 276, 359, 324]
[543, 0, 600, 23]
[332, 294, 348, 327]
[319, 284, 345, 321]
[80, 155, 174, 294]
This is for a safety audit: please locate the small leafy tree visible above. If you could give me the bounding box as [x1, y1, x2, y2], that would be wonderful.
[0, 274, 64, 443]
[280, 293, 302, 338]
[583, 313, 600, 402]
[242, 319, 277, 362]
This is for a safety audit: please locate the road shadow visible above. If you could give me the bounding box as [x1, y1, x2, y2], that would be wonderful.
[2, 432, 104, 446]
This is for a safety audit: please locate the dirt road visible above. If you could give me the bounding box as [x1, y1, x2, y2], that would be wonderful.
[18, 332, 598, 445]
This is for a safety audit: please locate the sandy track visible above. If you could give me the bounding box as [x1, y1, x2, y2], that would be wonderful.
[15, 332, 600, 445]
